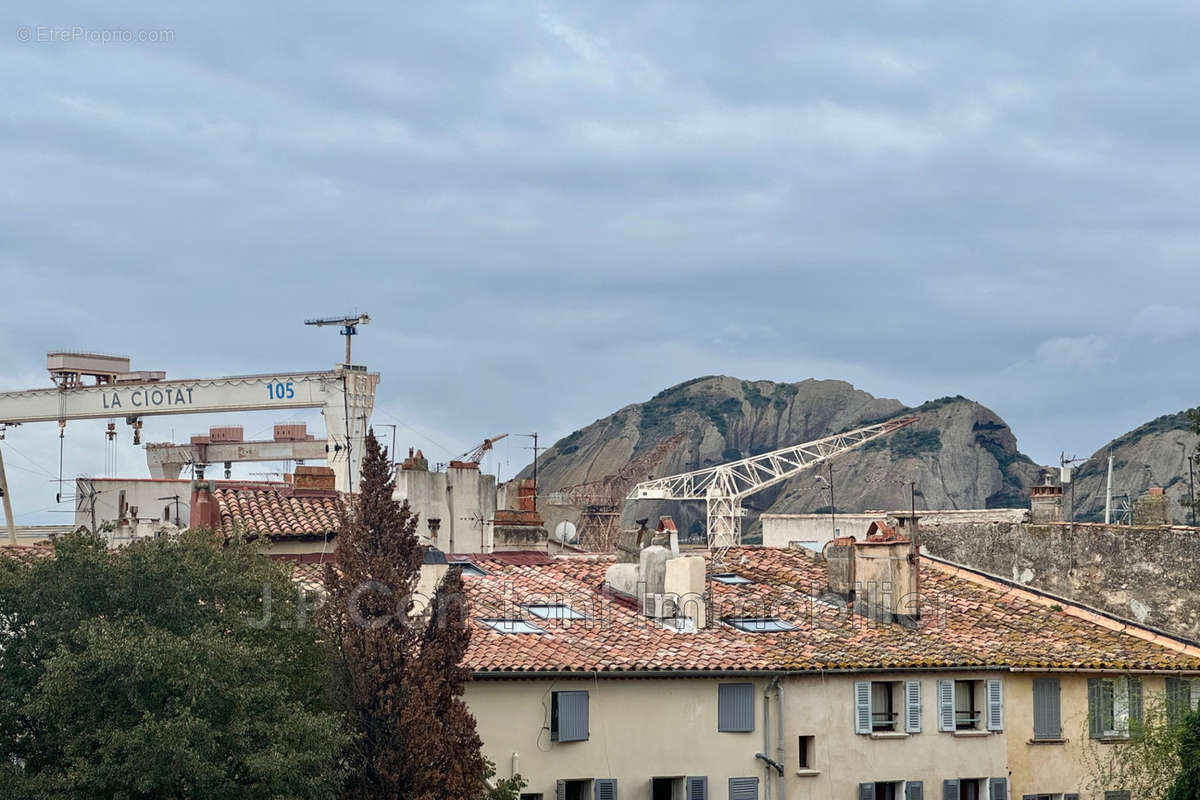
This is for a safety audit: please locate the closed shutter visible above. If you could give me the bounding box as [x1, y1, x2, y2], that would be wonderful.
[1064, 794, 1080, 800]
[685, 776, 708, 800]
[554, 691, 589, 742]
[594, 778, 617, 800]
[943, 780, 960, 800]
[1103, 793, 1131, 800]
[1128, 677, 1144, 729]
[1168, 677, 1189, 724]
[556, 779, 567, 800]
[1088, 678, 1103, 738]
[989, 777, 1007, 800]
[986, 679, 1004, 731]
[855, 681, 872, 734]
[906, 781, 924, 800]
[859, 783, 876, 800]
[718, 683, 755, 732]
[938, 680, 955, 732]
[1032, 678, 1061, 740]
[729, 777, 759, 800]
[906, 680, 922, 733]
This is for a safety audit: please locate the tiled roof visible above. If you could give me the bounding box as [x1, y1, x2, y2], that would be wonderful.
[213, 488, 342, 541]
[458, 546, 1200, 675]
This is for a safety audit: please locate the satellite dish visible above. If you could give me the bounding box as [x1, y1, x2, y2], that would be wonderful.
[553, 521, 578, 544]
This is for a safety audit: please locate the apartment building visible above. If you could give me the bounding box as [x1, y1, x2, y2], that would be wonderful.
[455, 541, 1200, 800]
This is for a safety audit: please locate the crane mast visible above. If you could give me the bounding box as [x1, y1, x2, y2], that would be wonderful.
[628, 416, 917, 561]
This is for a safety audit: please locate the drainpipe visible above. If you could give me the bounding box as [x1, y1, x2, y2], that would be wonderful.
[762, 682, 771, 798]
[759, 675, 784, 795]
[775, 680, 784, 800]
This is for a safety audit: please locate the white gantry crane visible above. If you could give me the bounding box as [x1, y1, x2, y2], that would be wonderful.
[627, 415, 918, 561]
[0, 352, 379, 543]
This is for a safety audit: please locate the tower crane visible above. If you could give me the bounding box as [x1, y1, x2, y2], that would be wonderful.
[627, 416, 918, 562]
[305, 313, 370, 365]
[452, 433, 508, 466]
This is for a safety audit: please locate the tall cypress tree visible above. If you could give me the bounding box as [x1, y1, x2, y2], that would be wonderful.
[323, 430, 489, 799]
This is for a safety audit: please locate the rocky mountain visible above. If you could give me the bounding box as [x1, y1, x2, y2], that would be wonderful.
[522, 376, 1042, 541]
[1066, 410, 1199, 524]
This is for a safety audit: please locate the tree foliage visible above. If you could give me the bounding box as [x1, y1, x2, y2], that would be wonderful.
[323, 429, 491, 800]
[1169, 710, 1200, 800]
[1082, 696, 1200, 800]
[0, 530, 347, 799]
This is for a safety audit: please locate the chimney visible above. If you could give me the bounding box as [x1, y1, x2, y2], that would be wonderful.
[1030, 477, 1064, 523]
[1133, 487, 1170, 527]
[293, 465, 336, 491]
[189, 479, 221, 533]
[664, 555, 707, 628]
[518, 479, 537, 512]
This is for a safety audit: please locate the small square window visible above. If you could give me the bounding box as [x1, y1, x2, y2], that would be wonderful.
[478, 618, 546, 634]
[711, 573, 752, 585]
[523, 603, 587, 620]
[723, 616, 796, 633]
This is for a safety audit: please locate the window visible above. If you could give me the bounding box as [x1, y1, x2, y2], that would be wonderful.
[479, 618, 546, 634]
[550, 691, 589, 742]
[797, 735, 814, 769]
[937, 679, 1002, 732]
[650, 777, 685, 800]
[684, 777, 708, 800]
[555, 779, 591, 800]
[1033, 678, 1062, 740]
[728, 777, 758, 800]
[520, 795, 543, 800]
[955, 681, 981, 730]
[718, 683, 755, 732]
[872, 682, 898, 731]
[859, 782, 901, 800]
[944, 779, 1007, 800]
[1103, 793, 1131, 800]
[523, 603, 587, 620]
[455, 562, 488, 576]
[722, 617, 796, 633]
[710, 573, 752, 585]
[1166, 678, 1200, 725]
[1089, 677, 1143, 739]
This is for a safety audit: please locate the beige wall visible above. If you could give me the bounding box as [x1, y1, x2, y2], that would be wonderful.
[466, 671, 1011, 800]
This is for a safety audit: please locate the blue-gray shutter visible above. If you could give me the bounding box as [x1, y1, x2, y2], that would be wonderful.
[685, 776, 708, 800]
[855, 681, 872, 734]
[986, 679, 1004, 731]
[1128, 677, 1144, 728]
[907, 781, 924, 800]
[859, 783, 876, 800]
[1103, 793, 1131, 800]
[989, 777, 1007, 800]
[554, 691, 589, 742]
[594, 778, 617, 800]
[905, 680, 922, 733]
[718, 683, 755, 732]
[1064, 795, 1079, 800]
[1088, 678, 1103, 738]
[1168, 677, 1191, 724]
[938, 680, 955, 732]
[729, 777, 759, 800]
[943, 780, 960, 800]
[1033, 678, 1061, 740]
[556, 780, 567, 800]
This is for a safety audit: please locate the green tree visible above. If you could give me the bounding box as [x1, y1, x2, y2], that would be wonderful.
[323, 429, 491, 799]
[0, 529, 347, 799]
[1168, 710, 1200, 800]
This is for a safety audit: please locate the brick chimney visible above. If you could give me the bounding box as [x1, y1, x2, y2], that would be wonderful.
[189, 479, 221, 532]
[293, 465, 336, 491]
[1030, 480, 1064, 523]
[1133, 487, 1170, 526]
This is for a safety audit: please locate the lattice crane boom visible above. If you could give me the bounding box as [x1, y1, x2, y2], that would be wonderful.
[627, 416, 918, 560]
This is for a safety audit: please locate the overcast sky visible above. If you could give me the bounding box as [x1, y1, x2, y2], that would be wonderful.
[4, 2, 1200, 523]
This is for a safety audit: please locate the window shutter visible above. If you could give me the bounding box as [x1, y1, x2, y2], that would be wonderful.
[1064, 795, 1080, 800]
[1032, 678, 1061, 740]
[594, 778, 617, 800]
[685, 776, 708, 800]
[938, 680, 955, 732]
[986, 679, 1004, 731]
[556, 780, 567, 800]
[729, 777, 759, 800]
[1128, 677, 1144, 728]
[1103, 793, 1131, 800]
[1088, 678, 1103, 738]
[718, 683, 755, 732]
[1168, 677, 1188, 724]
[554, 691, 589, 742]
[943, 779, 960, 800]
[855, 681, 872, 734]
[859, 783, 876, 800]
[906, 781, 924, 800]
[906, 680, 923, 733]
[989, 777, 1007, 800]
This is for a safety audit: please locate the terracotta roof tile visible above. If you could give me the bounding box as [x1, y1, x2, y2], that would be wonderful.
[213, 487, 342, 541]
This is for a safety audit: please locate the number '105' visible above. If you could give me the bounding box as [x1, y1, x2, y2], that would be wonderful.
[268, 381, 295, 400]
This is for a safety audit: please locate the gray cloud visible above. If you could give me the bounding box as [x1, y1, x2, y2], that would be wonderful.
[3, 1, 1200, 521]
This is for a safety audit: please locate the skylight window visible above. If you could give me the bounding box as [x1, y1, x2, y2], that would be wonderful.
[478, 618, 546, 634]
[659, 617, 696, 633]
[723, 617, 797, 633]
[453, 562, 488, 577]
[711, 573, 753, 585]
[523, 603, 587, 620]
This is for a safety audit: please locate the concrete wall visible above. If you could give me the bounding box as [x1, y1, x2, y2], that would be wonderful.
[393, 465, 497, 553]
[920, 520, 1200, 641]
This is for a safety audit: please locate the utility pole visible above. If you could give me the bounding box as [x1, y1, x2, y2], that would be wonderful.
[0, 443, 16, 546]
[1189, 454, 1196, 528]
[1104, 451, 1114, 525]
[828, 462, 836, 539]
[520, 432, 540, 493]
[377, 423, 398, 469]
